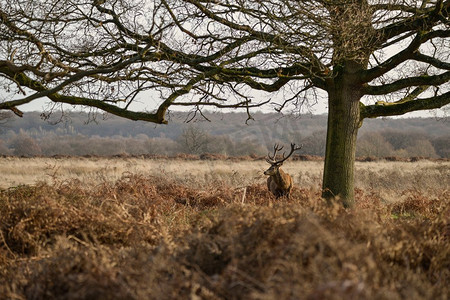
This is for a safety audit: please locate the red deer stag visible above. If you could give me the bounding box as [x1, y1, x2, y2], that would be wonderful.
[264, 143, 302, 199]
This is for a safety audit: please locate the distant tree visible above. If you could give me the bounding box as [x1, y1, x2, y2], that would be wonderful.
[40, 134, 100, 156]
[144, 137, 179, 155]
[0, 139, 11, 155]
[357, 132, 394, 157]
[380, 129, 441, 157]
[66, 136, 97, 156]
[11, 132, 41, 156]
[432, 135, 450, 157]
[87, 137, 126, 156]
[38, 133, 74, 155]
[405, 139, 438, 157]
[301, 130, 327, 156]
[121, 136, 147, 155]
[380, 130, 425, 150]
[206, 135, 234, 155]
[178, 125, 211, 155]
[1, 0, 449, 207]
[392, 148, 410, 158]
[0, 111, 13, 125]
[233, 139, 268, 156]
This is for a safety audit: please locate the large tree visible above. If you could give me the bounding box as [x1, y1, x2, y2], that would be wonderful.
[0, 0, 449, 207]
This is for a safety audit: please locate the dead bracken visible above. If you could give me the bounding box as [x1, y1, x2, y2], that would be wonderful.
[0, 162, 449, 299]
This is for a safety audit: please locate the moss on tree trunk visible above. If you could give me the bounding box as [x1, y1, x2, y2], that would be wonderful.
[322, 65, 362, 208]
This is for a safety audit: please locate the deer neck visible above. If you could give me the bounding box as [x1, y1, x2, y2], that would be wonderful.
[272, 168, 287, 186]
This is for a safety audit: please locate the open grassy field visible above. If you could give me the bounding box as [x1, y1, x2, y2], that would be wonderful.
[0, 157, 449, 299]
[1, 156, 448, 198]
[0, 156, 322, 189]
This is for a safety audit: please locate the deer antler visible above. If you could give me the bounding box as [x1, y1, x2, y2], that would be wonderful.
[266, 144, 284, 164]
[266, 143, 302, 165]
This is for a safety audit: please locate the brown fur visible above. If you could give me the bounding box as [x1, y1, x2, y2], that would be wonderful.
[264, 143, 301, 199]
[264, 165, 293, 198]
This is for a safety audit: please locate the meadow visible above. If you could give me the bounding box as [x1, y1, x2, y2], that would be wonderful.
[0, 156, 449, 299]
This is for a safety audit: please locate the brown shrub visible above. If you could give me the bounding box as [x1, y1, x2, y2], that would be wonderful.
[173, 153, 199, 160]
[0, 175, 448, 300]
[200, 153, 228, 160]
[292, 154, 324, 161]
[356, 156, 379, 162]
[383, 156, 410, 162]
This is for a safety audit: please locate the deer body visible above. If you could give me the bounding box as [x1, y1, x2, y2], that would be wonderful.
[264, 143, 301, 199]
[265, 167, 293, 198]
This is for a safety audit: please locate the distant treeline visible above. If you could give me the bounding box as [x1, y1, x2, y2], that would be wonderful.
[0, 111, 448, 158]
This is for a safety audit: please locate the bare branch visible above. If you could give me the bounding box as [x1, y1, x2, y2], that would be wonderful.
[361, 30, 450, 83]
[361, 90, 450, 119]
[0, 0, 448, 123]
[365, 71, 450, 95]
[374, 0, 450, 46]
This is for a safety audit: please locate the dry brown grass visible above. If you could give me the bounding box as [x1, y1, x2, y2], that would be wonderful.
[0, 158, 449, 299]
[1, 156, 448, 193]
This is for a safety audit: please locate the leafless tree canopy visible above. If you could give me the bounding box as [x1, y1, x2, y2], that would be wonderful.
[0, 0, 449, 122]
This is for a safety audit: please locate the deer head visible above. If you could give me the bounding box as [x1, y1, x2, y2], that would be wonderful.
[264, 143, 302, 176]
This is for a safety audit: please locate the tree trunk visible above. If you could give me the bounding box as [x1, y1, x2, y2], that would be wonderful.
[322, 66, 363, 208]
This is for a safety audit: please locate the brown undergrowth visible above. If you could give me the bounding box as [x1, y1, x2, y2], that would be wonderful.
[0, 174, 448, 299]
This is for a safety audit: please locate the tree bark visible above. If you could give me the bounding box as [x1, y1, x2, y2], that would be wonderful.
[322, 65, 363, 208]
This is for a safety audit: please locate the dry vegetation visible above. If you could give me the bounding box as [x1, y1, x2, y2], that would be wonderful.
[0, 157, 449, 299]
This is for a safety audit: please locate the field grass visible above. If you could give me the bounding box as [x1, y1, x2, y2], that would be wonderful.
[0, 157, 449, 299]
[1, 156, 448, 195]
